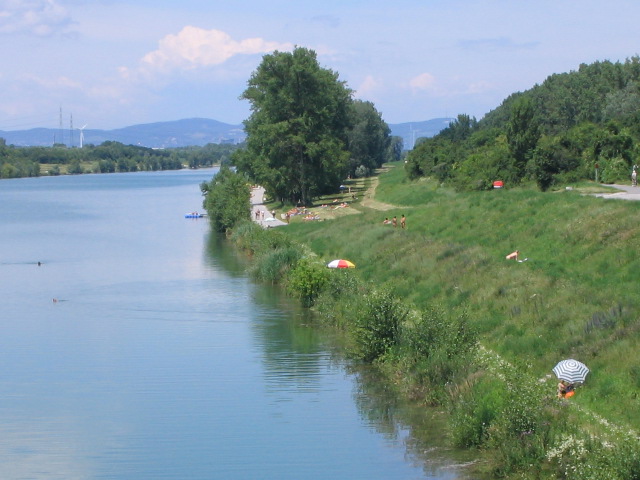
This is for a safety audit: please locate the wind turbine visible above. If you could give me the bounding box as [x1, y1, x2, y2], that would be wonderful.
[78, 124, 87, 148]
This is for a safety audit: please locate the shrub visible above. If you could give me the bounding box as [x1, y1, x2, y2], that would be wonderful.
[486, 363, 558, 477]
[352, 290, 408, 362]
[287, 257, 331, 307]
[313, 270, 368, 330]
[449, 374, 505, 448]
[229, 220, 265, 252]
[402, 307, 478, 401]
[355, 164, 370, 178]
[600, 156, 631, 184]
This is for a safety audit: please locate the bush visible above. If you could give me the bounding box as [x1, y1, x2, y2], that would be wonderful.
[399, 307, 478, 403]
[229, 220, 265, 252]
[355, 164, 370, 178]
[600, 156, 631, 184]
[483, 362, 559, 477]
[449, 374, 504, 448]
[406, 307, 477, 360]
[228, 218, 305, 285]
[313, 270, 368, 331]
[352, 291, 408, 362]
[287, 257, 331, 307]
[250, 244, 302, 284]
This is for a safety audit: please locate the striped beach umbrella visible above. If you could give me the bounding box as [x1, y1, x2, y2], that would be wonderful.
[552, 359, 590, 384]
[327, 259, 355, 269]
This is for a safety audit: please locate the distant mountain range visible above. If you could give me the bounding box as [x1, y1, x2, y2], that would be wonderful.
[390, 118, 453, 149]
[0, 117, 453, 150]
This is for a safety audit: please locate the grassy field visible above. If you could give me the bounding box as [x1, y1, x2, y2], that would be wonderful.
[279, 163, 640, 436]
[39, 161, 98, 175]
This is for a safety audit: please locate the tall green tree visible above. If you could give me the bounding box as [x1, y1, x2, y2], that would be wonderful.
[201, 166, 250, 232]
[235, 47, 353, 206]
[388, 136, 404, 163]
[346, 100, 391, 177]
[506, 97, 540, 177]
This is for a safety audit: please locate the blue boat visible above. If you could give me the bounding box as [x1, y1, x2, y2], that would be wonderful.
[185, 212, 206, 218]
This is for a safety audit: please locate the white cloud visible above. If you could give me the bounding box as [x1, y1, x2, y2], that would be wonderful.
[405, 73, 496, 99]
[0, 0, 72, 36]
[21, 73, 81, 90]
[138, 26, 294, 74]
[355, 75, 381, 97]
[409, 72, 436, 92]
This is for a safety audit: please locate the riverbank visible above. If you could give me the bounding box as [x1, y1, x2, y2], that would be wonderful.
[250, 164, 640, 478]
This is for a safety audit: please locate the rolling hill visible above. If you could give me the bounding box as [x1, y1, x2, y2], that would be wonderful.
[0, 117, 452, 149]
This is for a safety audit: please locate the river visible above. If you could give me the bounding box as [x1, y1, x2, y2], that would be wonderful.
[0, 169, 472, 479]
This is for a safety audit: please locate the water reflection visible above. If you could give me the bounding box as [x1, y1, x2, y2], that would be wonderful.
[206, 235, 332, 392]
[204, 233, 251, 278]
[350, 366, 479, 479]
[206, 234, 478, 479]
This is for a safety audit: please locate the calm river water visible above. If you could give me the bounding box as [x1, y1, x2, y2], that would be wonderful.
[0, 169, 471, 479]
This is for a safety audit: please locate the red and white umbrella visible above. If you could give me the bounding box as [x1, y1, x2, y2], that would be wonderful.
[327, 259, 355, 269]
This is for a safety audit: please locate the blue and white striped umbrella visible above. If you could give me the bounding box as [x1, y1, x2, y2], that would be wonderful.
[552, 359, 590, 384]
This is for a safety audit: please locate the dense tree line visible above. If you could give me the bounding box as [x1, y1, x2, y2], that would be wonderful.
[200, 165, 251, 233]
[234, 47, 401, 206]
[406, 57, 640, 190]
[0, 138, 239, 179]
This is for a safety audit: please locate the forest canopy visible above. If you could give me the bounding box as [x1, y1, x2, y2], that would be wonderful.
[405, 57, 640, 191]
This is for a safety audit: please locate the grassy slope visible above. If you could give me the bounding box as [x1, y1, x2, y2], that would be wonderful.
[285, 164, 640, 433]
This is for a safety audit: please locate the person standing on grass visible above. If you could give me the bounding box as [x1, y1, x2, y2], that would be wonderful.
[401, 215, 406, 229]
[392, 216, 397, 227]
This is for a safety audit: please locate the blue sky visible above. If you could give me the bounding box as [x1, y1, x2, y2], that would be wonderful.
[1, 0, 639, 131]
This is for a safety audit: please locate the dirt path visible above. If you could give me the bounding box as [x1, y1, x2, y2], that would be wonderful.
[358, 167, 398, 211]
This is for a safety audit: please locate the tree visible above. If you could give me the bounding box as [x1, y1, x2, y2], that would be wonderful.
[201, 166, 251, 233]
[440, 114, 477, 142]
[529, 135, 580, 191]
[346, 100, 391, 177]
[506, 97, 540, 177]
[388, 136, 404, 163]
[235, 47, 353, 206]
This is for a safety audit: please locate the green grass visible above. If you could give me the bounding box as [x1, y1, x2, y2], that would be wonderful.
[40, 161, 98, 175]
[286, 162, 640, 436]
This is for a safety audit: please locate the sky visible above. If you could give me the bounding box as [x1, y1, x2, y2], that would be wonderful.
[1, 0, 639, 131]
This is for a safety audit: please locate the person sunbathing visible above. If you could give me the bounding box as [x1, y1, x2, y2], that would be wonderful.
[506, 250, 519, 261]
